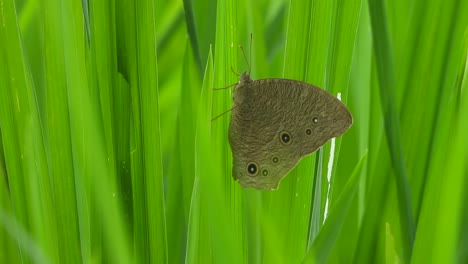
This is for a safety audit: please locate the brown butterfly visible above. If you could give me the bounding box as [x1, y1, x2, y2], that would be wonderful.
[228, 71, 353, 190]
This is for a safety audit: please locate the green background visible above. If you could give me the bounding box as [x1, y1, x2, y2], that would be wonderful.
[1, 0, 467, 263]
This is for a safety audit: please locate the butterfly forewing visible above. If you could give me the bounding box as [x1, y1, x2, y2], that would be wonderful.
[229, 77, 352, 190]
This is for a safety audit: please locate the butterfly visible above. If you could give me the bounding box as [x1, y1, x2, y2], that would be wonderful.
[228, 71, 353, 190]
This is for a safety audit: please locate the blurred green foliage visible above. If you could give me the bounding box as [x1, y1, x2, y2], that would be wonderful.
[0, 0, 467, 263]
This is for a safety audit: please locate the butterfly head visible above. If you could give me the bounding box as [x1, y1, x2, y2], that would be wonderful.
[233, 72, 253, 105]
[239, 71, 252, 85]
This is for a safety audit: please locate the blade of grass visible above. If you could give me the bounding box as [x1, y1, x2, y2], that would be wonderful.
[154, 1, 185, 89]
[210, 0, 245, 262]
[60, 0, 99, 259]
[135, 0, 168, 262]
[114, 0, 149, 260]
[166, 39, 201, 263]
[318, 0, 362, 261]
[0, 210, 48, 263]
[113, 73, 133, 232]
[368, 0, 415, 260]
[396, 0, 468, 222]
[411, 28, 468, 263]
[263, 1, 362, 262]
[88, 0, 118, 195]
[0, 0, 59, 262]
[327, 2, 372, 261]
[0, 137, 21, 263]
[186, 47, 214, 264]
[319, 0, 362, 232]
[303, 150, 367, 263]
[353, 60, 392, 263]
[115, 0, 138, 249]
[183, 0, 203, 75]
[260, 1, 317, 262]
[428, 46, 468, 262]
[60, 0, 133, 260]
[179, 40, 202, 219]
[42, 0, 83, 261]
[302, 0, 336, 248]
[192, 0, 217, 67]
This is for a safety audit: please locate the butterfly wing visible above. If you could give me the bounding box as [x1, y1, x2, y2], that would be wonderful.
[229, 79, 352, 190]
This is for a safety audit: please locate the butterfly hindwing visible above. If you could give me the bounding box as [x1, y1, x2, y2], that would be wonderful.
[229, 76, 352, 190]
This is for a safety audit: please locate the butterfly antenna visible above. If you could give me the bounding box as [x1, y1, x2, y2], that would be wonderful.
[213, 82, 237, 91]
[230, 66, 241, 77]
[211, 106, 237, 122]
[240, 45, 250, 75]
[249, 33, 252, 75]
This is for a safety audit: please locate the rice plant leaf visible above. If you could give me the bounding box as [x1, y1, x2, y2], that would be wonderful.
[411, 28, 468, 263]
[368, 0, 415, 260]
[183, 0, 204, 75]
[0, 210, 49, 263]
[134, 0, 168, 262]
[303, 150, 367, 264]
[0, 0, 59, 262]
[186, 46, 214, 264]
[263, 1, 362, 263]
[42, 0, 83, 261]
[210, 0, 245, 262]
[166, 40, 201, 263]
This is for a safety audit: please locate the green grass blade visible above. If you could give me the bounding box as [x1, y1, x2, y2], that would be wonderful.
[135, 0, 168, 262]
[192, 0, 217, 68]
[353, 62, 392, 264]
[261, 1, 317, 261]
[179, 41, 202, 218]
[59, 0, 133, 260]
[317, 0, 362, 246]
[114, 0, 138, 252]
[166, 39, 201, 263]
[368, 0, 415, 260]
[0, 135, 21, 263]
[42, 0, 83, 261]
[60, 0, 98, 260]
[411, 28, 468, 263]
[0, 210, 48, 263]
[183, 0, 203, 75]
[303, 150, 367, 263]
[263, 0, 362, 262]
[0, 0, 59, 262]
[327, 2, 372, 261]
[186, 47, 214, 264]
[210, 0, 245, 262]
[113, 74, 133, 235]
[88, 0, 118, 195]
[116, 0, 147, 261]
[1, 0, 467, 262]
